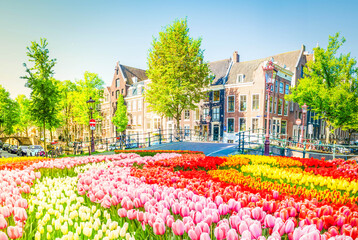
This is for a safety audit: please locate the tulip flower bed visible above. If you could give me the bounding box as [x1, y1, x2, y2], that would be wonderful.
[114, 149, 204, 157]
[1, 153, 358, 239]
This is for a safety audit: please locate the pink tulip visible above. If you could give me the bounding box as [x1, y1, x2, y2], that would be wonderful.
[249, 222, 262, 239]
[137, 211, 144, 222]
[118, 208, 127, 218]
[200, 232, 211, 240]
[7, 226, 22, 239]
[195, 202, 204, 212]
[285, 219, 295, 234]
[239, 221, 249, 235]
[0, 207, 11, 218]
[242, 230, 252, 239]
[127, 209, 137, 220]
[265, 214, 275, 228]
[214, 226, 226, 240]
[212, 211, 220, 223]
[166, 215, 174, 228]
[194, 212, 204, 224]
[218, 204, 230, 216]
[229, 215, 241, 230]
[258, 237, 266, 240]
[215, 196, 223, 206]
[0, 215, 7, 229]
[14, 199, 27, 209]
[198, 222, 210, 233]
[172, 203, 180, 215]
[180, 206, 190, 217]
[172, 220, 185, 236]
[272, 190, 279, 199]
[252, 207, 263, 220]
[0, 232, 8, 240]
[153, 220, 165, 235]
[227, 229, 239, 240]
[188, 229, 199, 240]
[14, 207, 27, 222]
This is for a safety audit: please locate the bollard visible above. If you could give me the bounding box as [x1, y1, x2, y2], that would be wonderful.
[333, 143, 336, 160]
[303, 141, 307, 158]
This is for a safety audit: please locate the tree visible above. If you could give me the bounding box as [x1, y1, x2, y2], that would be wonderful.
[145, 18, 211, 132]
[0, 85, 20, 136]
[58, 80, 76, 144]
[286, 33, 358, 143]
[112, 94, 128, 135]
[15, 94, 32, 137]
[22, 38, 62, 152]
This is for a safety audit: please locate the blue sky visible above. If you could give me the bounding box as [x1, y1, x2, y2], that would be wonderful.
[0, 0, 357, 98]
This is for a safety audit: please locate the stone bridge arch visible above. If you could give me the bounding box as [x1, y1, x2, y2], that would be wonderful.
[0, 136, 32, 146]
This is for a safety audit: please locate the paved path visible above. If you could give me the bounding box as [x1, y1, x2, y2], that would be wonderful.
[0, 150, 17, 158]
[141, 142, 238, 156]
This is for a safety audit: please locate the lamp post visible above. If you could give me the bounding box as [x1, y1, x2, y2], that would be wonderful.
[86, 97, 96, 153]
[206, 115, 211, 141]
[263, 60, 277, 156]
[300, 103, 308, 143]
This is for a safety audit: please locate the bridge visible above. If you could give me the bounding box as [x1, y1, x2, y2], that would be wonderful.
[0, 136, 32, 145]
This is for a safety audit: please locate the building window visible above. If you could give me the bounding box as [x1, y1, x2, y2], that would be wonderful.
[227, 96, 235, 112]
[239, 95, 247, 112]
[112, 91, 114, 96]
[285, 84, 289, 95]
[279, 82, 284, 94]
[133, 116, 136, 125]
[252, 94, 259, 111]
[154, 118, 161, 130]
[212, 107, 220, 121]
[237, 74, 244, 83]
[138, 100, 142, 111]
[121, 89, 124, 94]
[278, 99, 283, 115]
[274, 97, 277, 114]
[138, 115, 142, 125]
[239, 118, 246, 131]
[284, 101, 289, 116]
[281, 121, 287, 135]
[228, 118, 234, 133]
[127, 101, 131, 112]
[116, 90, 119, 99]
[116, 79, 120, 87]
[275, 81, 278, 93]
[132, 88, 137, 96]
[184, 110, 190, 120]
[213, 91, 220, 102]
[132, 101, 137, 111]
[168, 116, 173, 121]
[269, 96, 273, 113]
[252, 118, 259, 133]
[203, 108, 209, 120]
[195, 108, 200, 121]
[146, 120, 151, 130]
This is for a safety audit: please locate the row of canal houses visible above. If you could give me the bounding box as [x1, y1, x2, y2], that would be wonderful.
[100, 45, 351, 143]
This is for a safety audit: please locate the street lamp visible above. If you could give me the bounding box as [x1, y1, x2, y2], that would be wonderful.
[300, 103, 308, 143]
[206, 115, 211, 141]
[263, 60, 277, 156]
[86, 97, 96, 153]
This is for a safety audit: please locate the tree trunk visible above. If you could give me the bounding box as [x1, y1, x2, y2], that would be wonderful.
[43, 121, 47, 152]
[325, 124, 330, 144]
[176, 116, 180, 141]
[348, 130, 353, 144]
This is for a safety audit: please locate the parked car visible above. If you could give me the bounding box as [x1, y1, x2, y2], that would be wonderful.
[8, 145, 16, 153]
[26, 145, 45, 156]
[109, 143, 121, 151]
[337, 146, 350, 154]
[10, 145, 18, 154]
[2, 143, 10, 151]
[17, 146, 29, 156]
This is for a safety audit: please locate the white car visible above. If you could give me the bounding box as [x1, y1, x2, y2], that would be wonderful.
[26, 145, 45, 156]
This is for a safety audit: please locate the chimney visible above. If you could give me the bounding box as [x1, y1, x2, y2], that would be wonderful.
[233, 51, 240, 63]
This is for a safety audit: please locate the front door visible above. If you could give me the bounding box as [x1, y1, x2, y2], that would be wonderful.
[213, 124, 219, 141]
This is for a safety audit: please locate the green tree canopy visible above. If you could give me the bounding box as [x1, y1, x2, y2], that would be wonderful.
[15, 94, 32, 136]
[112, 94, 128, 134]
[286, 33, 358, 143]
[0, 85, 20, 136]
[145, 18, 211, 131]
[22, 38, 62, 151]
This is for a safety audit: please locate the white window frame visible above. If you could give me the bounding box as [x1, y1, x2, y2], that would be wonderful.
[212, 107, 220, 121]
[184, 110, 190, 121]
[237, 74, 244, 83]
[213, 90, 220, 102]
[239, 94, 247, 112]
[227, 95, 235, 113]
[284, 101, 289, 116]
[138, 99, 142, 111]
[239, 117, 246, 131]
[203, 108, 209, 120]
[127, 101, 131, 112]
[227, 118, 235, 133]
[252, 94, 260, 111]
[251, 117, 259, 132]
[278, 98, 283, 115]
[116, 79, 120, 88]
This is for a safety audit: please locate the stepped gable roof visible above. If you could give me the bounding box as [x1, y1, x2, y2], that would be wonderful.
[227, 49, 301, 84]
[120, 65, 147, 84]
[208, 58, 231, 85]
